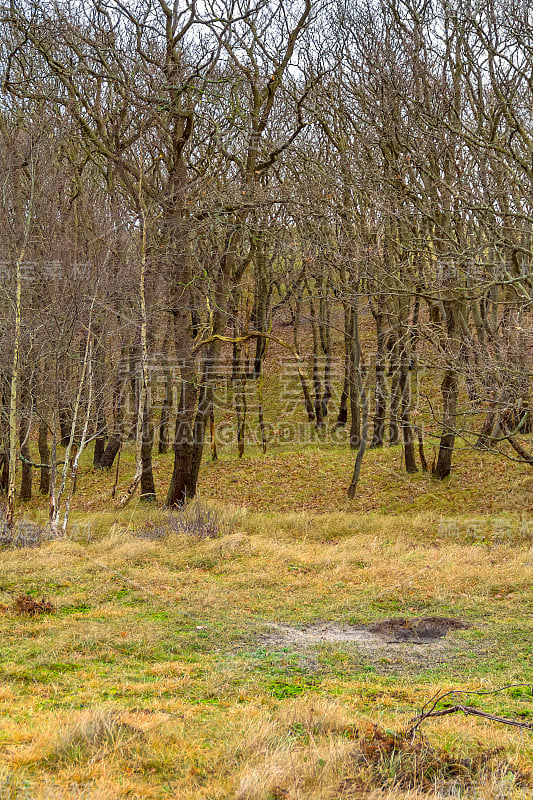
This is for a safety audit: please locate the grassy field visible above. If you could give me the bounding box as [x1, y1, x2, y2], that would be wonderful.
[1, 458, 532, 798]
[1, 334, 533, 798]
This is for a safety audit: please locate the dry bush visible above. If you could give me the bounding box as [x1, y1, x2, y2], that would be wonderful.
[134, 498, 227, 541]
[351, 724, 529, 793]
[13, 595, 55, 616]
[0, 516, 53, 549]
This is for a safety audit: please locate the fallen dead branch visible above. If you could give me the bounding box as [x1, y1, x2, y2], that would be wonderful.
[406, 684, 533, 738]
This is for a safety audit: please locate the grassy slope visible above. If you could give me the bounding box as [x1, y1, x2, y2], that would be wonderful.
[1, 320, 533, 799]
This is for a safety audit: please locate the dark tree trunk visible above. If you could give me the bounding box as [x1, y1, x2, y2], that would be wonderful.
[188, 376, 214, 496]
[370, 311, 387, 448]
[209, 401, 218, 461]
[417, 428, 428, 471]
[319, 286, 332, 419]
[58, 401, 72, 447]
[336, 365, 349, 426]
[19, 409, 32, 501]
[0, 453, 7, 495]
[308, 283, 325, 429]
[310, 340, 324, 428]
[398, 360, 417, 473]
[475, 411, 496, 449]
[348, 307, 360, 450]
[0, 371, 9, 494]
[433, 368, 459, 479]
[166, 354, 198, 507]
[347, 375, 368, 498]
[250, 233, 270, 379]
[388, 331, 401, 446]
[38, 418, 50, 495]
[92, 324, 107, 467]
[347, 299, 368, 498]
[100, 434, 122, 469]
[98, 343, 128, 469]
[92, 402, 107, 467]
[158, 365, 173, 454]
[166, 203, 235, 507]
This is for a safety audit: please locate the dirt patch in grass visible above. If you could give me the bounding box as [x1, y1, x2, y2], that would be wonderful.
[261, 617, 473, 675]
[368, 616, 470, 641]
[264, 616, 470, 647]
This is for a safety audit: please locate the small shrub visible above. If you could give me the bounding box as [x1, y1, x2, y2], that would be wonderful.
[0, 516, 53, 550]
[134, 498, 226, 540]
[168, 498, 226, 539]
[132, 521, 169, 541]
[346, 724, 530, 794]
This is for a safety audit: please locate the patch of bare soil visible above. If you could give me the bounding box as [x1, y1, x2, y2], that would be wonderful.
[367, 616, 470, 641]
[261, 617, 472, 674]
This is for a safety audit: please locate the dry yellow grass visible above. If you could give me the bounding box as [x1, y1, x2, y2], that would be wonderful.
[0, 502, 532, 798]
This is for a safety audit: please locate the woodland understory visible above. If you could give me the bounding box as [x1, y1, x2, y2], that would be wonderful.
[0, 0, 531, 524]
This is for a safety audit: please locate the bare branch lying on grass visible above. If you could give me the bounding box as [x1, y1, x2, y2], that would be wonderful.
[406, 685, 533, 738]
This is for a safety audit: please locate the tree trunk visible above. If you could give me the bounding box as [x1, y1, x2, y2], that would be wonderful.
[98, 340, 128, 469]
[336, 365, 349, 426]
[250, 234, 270, 379]
[400, 362, 417, 474]
[475, 411, 496, 449]
[0, 372, 10, 494]
[158, 364, 173, 454]
[319, 283, 332, 419]
[58, 400, 72, 447]
[166, 353, 197, 506]
[210, 403, 218, 460]
[188, 374, 214, 495]
[388, 331, 401, 446]
[347, 298, 368, 498]
[417, 427, 428, 471]
[348, 307, 360, 450]
[19, 402, 32, 501]
[433, 368, 459, 479]
[38, 418, 50, 495]
[370, 311, 387, 448]
[92, 324, 107, 467]
[308, 283, 324, 429]
[310, 336, 324, 428]
[93, 408, 107, 467]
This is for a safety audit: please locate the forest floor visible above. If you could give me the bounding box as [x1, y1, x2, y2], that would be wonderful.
[1, 324, 533, 798]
